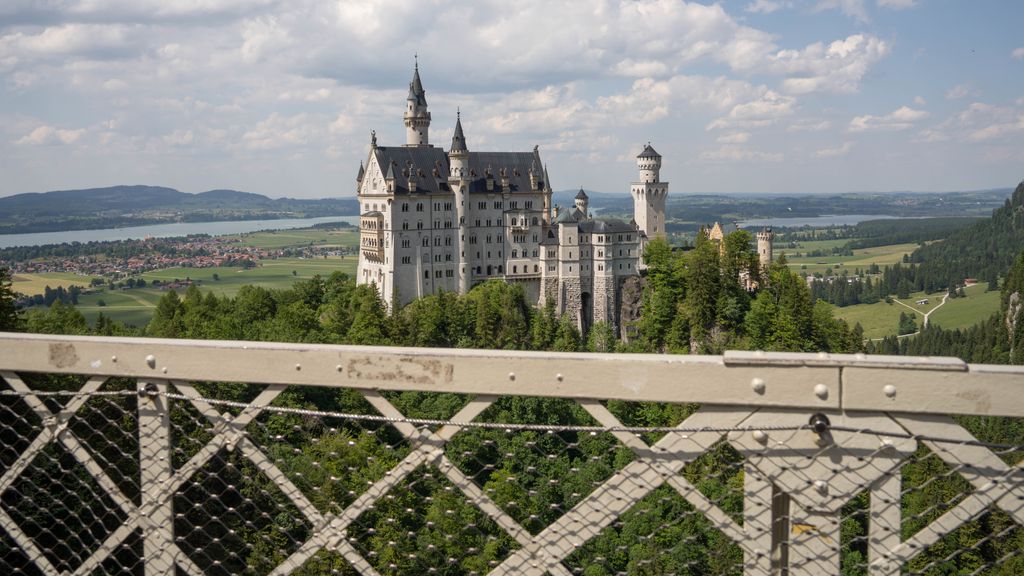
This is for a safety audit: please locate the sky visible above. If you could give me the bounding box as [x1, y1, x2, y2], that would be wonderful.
[0, 0, 1022, 199]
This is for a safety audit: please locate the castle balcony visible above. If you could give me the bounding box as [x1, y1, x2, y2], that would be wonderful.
[1, 332, 1022, 575]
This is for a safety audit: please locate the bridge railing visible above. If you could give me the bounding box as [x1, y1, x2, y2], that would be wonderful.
[1, 332, 1022, 575]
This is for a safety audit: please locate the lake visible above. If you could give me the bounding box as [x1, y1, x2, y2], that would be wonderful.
[737, 214, 901, 228]
[0, 216, 362, 249]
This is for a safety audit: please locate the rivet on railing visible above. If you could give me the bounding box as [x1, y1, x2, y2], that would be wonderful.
[336, 364, 343, 372]
[555, 373, 563, 382]
[814, 480, 829, 495]
[752, 430, 768, 444]
[161, 367, 168, 374]
[295, 364, 302, 371]
[814, 383, 829, 400]
[508, 372, 516, 381]
[111, 355, 117, 363]
[883, 384, 897, 398]
[751, 377, 766, 395]
[145, 354, 156, 368]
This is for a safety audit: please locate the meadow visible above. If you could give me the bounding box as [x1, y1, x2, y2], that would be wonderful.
[30, 227, 362, 327]
[780, 240, 918, 276]
[831, 283, 1002, 340]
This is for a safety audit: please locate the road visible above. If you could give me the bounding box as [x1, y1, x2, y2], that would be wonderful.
[869, 291, 951, 341]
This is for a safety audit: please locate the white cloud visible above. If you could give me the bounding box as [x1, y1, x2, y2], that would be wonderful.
[707, 90, 796, 130]
[698, 145, 784, 163]
[946, 83, 972, 100]
[787, 119, 832, 132]
[877, 0, 918, 9]
[162, 129, 194, 146]
[815, 141, 854, 157]
[814, 0, 869, 23]
[772, 35, 890, 95]
[849, 105, 929, 132]
[915, 101, 1024, 143]
[1013, 47, 1024, 60]
[717, 132, 751, 144]
[16, 125, 86, 146]
[744, 0, 792, 14]
[913, 95, 927, 106]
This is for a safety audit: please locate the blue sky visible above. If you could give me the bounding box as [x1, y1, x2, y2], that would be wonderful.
[0, 0, 1021, 198]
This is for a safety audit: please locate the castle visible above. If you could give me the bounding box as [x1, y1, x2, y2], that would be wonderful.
[355, 63, 768, 333]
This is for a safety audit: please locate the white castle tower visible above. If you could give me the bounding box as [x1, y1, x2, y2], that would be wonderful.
[757, 228, 775, 269]
[403, 59, 431, 146]
[449, 111, 470, 293]
[631, 143, 668, 240]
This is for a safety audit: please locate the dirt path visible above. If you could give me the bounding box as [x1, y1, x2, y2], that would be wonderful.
[867, 292, 952, 342]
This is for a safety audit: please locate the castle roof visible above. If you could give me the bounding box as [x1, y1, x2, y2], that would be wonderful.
[356, 162, 365, 182]
[579, 218, 635, 234]
[464, 150, 544, 194]
[374, 146, 450, 195]
[408, 63, 427, 108]
[450, 114, 467, 153]
[575, 188, 588, 200]
[637, 143, 660, 159]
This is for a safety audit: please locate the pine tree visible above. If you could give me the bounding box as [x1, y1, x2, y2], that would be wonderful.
[0, 267, 21, 331]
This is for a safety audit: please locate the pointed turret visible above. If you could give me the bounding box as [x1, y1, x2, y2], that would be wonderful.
[356, 161, 365, 183]
[450, 111, 467, 153]
[404, 59, 431, 146]
[574, 188, 589, 217]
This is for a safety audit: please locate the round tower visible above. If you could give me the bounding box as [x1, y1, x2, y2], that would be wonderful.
[574, 188, 589, 217]
[637, 142, 661, 183]
[631, 143, 668, 240]
[404, 59, 431, 146]
[757, 227, 774, 269]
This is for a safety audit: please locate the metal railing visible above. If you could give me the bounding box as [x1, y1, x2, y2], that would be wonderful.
[1, 331, 1022, 575]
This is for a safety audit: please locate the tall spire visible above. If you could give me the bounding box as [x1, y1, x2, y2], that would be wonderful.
[404, 58, 430, 146]
[450, 109, 467, 153]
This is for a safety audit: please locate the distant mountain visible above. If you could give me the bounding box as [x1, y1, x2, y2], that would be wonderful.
[0, 185, 358, 234]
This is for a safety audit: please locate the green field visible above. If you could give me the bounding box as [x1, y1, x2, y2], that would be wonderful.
[11, 272, 97, 296]
[928, 284, 1002, 329]
[225, 228, 358, 250]
[783, 242, 918, 276]
[832, 284, 1002, 340]
[72, 256, 357, 327]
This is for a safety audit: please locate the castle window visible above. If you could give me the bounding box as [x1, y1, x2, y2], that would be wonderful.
[510, 201, 519, 209]
[422, 237, 429, 247]
[445, 236, 452, 246]
[446, 270, 454, 277]
[446, 254, 452, 261]
[569, 266, 573, 272]
[403, 222, 409, 230]
[435, 237, 441, 246]
[402, 239, 410, 248]
[598, 264, 603, 271]
[532, 250, 538, 257]
[444, 202, 452, 211]
[493, 201, 502, 209]
[434, 202, 440, 211]
[417, 221, 423, 230]
[512, 250, 517, 258]
[627, 235, 632, 241]
[478, 202, 486, 210]
[532, 217, 538, 226]
[424, 271, 429, 279]
[476, 266, 482, 274]
[598, 250, 603, 257]
[525, 201, 533, 209]
[364, 203, 369, 211]
[534, 265, 539, 272]
[497, 265, 503, 273]
[402, 256, 411, 264]
[402, 203, 409, 212]
[513, 265, 518, 273]
[417, 203, 424, 212]
[486, 219, 492, 226]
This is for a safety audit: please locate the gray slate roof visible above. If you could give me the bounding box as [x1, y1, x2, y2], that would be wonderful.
[638, 143, 660, 159]
[372, 147, 546, 196]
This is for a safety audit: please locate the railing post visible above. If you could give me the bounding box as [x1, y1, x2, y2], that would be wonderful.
[138, 380, 176, 575]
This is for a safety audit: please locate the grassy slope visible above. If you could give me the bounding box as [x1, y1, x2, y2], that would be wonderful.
[832, 285, 1002, 340]
[11, 272, 98, 295]
[781, 241, 918, 276]
[928, 284, 1002, 329]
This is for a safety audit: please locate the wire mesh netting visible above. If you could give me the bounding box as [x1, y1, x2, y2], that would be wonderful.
[1, 372, 1022, 575]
